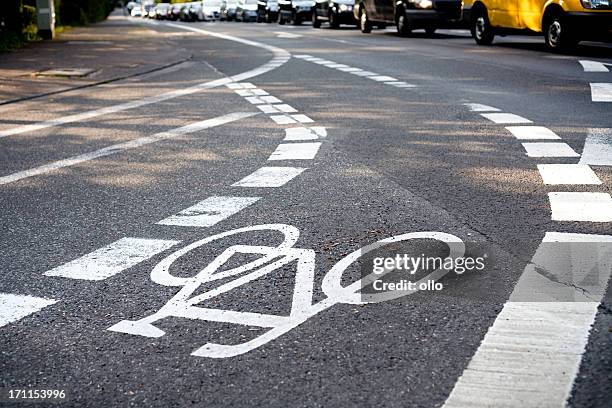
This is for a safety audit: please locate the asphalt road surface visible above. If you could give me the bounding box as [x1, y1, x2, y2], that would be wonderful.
[1, 15, 612, 408]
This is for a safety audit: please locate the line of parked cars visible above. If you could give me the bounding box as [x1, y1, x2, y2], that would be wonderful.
[128, 0, 611, 51]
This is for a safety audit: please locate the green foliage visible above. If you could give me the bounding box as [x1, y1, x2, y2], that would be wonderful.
[0, 1, 40, 52]
[59, 0, 114, 26]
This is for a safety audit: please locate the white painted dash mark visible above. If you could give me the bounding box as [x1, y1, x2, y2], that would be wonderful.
[505, 126, 560, 140]
[480, 113, 532, 124]
[537, 164, 601, 185]
[284, 127, 327, 141]
[232, 166, 307, 187]
[521, 142, 580, 158]
[548, 192, 612, 222]
[368, 75, 397, 82]
[464, 103, 500, 112]
[579, 60, 609, 72]
[590, 83, 612, 102]
[268, 143, 322, 161]
[0, 293, 57, 327]
[157, 196, 261, 227]
[579, 128, 612, 166]
[0, 112, 257, 186]
[44, 238, 180, 280]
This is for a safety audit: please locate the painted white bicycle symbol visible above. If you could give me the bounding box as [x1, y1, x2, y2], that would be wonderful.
[108, 224, 465, 358]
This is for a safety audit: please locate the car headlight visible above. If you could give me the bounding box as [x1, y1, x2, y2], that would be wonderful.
[339, 4, 348, 11]
[409, 0, 433, 8]
[581, 0, 609, 8]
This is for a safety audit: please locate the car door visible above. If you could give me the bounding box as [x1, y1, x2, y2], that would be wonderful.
[487, 0, 520, 29]
[518, 0, 546, 31]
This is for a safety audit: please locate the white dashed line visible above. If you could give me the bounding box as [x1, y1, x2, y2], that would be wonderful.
[268, 142, 322, 161]
[579, 128, 612, 166]
[270, 115, 297, 125]
[235, 89, 269, 97]
[157, 196, 261, 227]
[590, 83, 612, 102]
[232, 166, 307, 187]
[521, 142, 580, 157]
[260, 95, 283, 104]
[284, 127, 327, 141]
[257, 104, 281, 114]
[463, 103, 501, 112]
[548, 192, 612, 222]
[480, 113, 533, 124]
[291, 114, 314, 123]
[44, 238, 180, 281]
[350, 70, 377, 76]
[505, 126, 561, 140]
[444, 231, 612, 408]
[579, 60, 610, 72]
[537, 164, 601, 185]
[273, 104, 298, 113]
[368, 75, 397, 82]
[0, 112, 256, 186]
[0, 293, 58, 328]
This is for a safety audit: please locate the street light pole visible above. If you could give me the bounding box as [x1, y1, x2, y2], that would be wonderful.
[35, 0, 55, 39]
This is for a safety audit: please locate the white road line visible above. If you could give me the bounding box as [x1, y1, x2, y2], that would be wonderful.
[444, 231, 612, 408]
[548, 192, 612, 222]
[0, 293, 58, 328]
[480, 113, 533, 124]
[291, 114, 314, 123]
[44, 237, 180, 281]
[244, 96, 266, 104]
[579, 60, 609, 72]
[0, 24, 290, 139]
[338, 67, 362, 72]
[505, 126, 561, 140]
[268, 142, 322, 160]
[350, 70, 377, 76]
[464, 103, 500, 112]
[235, 89, 268, 97]
[284, 127, 327, 141]
[0, 112, 256, 186]
[521, 142, 580, 158]
[273, 104, 298, 113]
[386, 81, 416, 88]
[324, 63, 349, 68]
[590, 83, 612, 102]
[232, 166, 307, 187]
[369, 75, 397, 82]
[257, 104, 280, 113]
[537, 164, 601, 185]
[260, 95, 282, 104]
[157, 196, 261, 227]
[579, 128, 612, 166]
[270, 115, 297, 125]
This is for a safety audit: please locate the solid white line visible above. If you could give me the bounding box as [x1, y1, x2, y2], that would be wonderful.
[268, 142, 322, 160]
[44, 237, 180, 280]
[548, 192, 612, 222]
[521, 142, 580, 158]
[579, 128, 612, 166]
[537, 164, 601, 185]
[505, 126, 560, 140]
[0, 24, 290, 138]
[480, 113, 533, 124]
[444, 231, 612, 408]
[0, 293, 58, 327]
[464, 103, 500, 112]
[232, 166, 307, 187]
[579, 60, 609, 72]
[0, 112, 256, 186]
[157, 196, 261, 227]
[590, 83, 612, 102]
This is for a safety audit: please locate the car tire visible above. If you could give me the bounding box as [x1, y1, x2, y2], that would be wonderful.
[472, 7, 494, 45]
[329, 11, 339, 28]
[360, 7, 371, 33]
[543, 11, 577, 51]
[313, 10, 321, 28]
[396, 11, 411, 37]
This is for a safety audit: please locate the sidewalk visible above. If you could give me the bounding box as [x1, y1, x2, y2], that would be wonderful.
[0, 12, 192, 104]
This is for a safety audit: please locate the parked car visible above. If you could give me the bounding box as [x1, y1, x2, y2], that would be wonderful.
[257, 0, 280, 22]
[201, 0, 223, 20]
[130, 5, 144, 17]
[463, 0, 612, 50]
[278, 0, 315, 25]
[312, 0, 356, 28]
[155, 3, 171, 19]
[221, 0, 239, 20]
[169, 3, 184, 20]
[236, 0, 259, 21]
[179, 3, 195, 20]
[354, 0, 462, 35]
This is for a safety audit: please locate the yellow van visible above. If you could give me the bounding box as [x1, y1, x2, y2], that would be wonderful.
[462, 0, 612, 50]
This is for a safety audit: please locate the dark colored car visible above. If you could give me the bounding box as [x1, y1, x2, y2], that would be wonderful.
[169, 3, 184, 20]
[278, 0, 315, 24]
[257, 0, 280, 22]
[354, 0, 462, 35]
[236, 0, 259, 21]
[312, 0, 356, 28]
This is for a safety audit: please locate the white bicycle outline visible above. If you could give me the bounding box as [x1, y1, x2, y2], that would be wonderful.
[108, 224, 465, 358]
